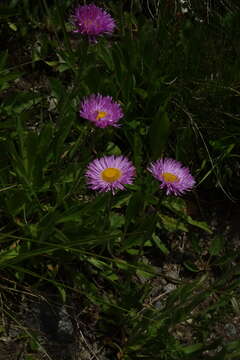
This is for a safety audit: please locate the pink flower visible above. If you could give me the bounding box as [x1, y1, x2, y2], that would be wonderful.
[148, 158, 195, 195]
[85, 156, 136, 194]
[80, 94, 123, 128]
[73, 4, 115, 39]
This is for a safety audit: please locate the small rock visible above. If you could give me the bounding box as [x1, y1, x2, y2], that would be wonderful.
[224, 323, 237, 337]
[163, 283, 176, 293]
[154, 300, 164, 310]
[58, 306, 74, 341]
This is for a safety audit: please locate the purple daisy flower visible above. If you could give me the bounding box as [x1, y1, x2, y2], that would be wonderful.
[80, 94, 123, 128]
[148, 158, 196, 196]
[85, 155, 136, 194]
[73, 4, 115, 39]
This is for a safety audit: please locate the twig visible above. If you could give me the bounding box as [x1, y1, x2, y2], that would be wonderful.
[79, 329, 101, 360]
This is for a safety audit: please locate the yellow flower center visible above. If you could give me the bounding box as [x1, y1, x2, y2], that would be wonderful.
[96, 111, 107, 120]
[84, 19, 94, 26]
[162, 172, 179, 183]
[101, 168, 122, 183]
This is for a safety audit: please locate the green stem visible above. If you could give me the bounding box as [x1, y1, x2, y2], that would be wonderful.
[103, 192, 113, 230]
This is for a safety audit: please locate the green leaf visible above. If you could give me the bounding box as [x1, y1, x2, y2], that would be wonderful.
[56, 214, 83, 224]
[159, 214, 188, 232]
[0, 50, 8, 70]
[133, 133, 143, 168]
[8, 22, 17, 31]
[6, 190, 27, 216]
[106, 141, 122, 156]
[182, 343, 204, 354]
[87, 257, 111, 271]
[110, 213, 125, 229]
[45, 60, 59, 67]
[57, 63, 71, 72]
[125, 191, 144, 228]
[152, 233, 170, 255]
[4, 92, 41, 114]
[209, 235, 225, 256]
[162, 197, 187, 214]
[149, 110, 170, 159]
[226, 340, 240, 352]
[0, 247, 19, 264]
[0, 72, 23, 91]
[97, 40, 114, 71]
[136, 269, 154, 280]
[115, 258, 130, 271]
[183, 261, 200, 272]
[54, 108, 75, 158]
[38, 124, 53, 153]
[134, 88, 148, 99]
[49, 77, 66, 102]
[187, 216, 212, 233]
[112, 43, 125, 86]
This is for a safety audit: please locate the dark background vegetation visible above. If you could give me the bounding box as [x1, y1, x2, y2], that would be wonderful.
[0, 0, 240, 359]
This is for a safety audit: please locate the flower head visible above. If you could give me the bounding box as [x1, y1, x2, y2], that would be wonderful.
[80, 94, 123, 128]
[85, 155, 136, 194]
[73, 4, 115, 38]
[148, 158, 195, 196]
